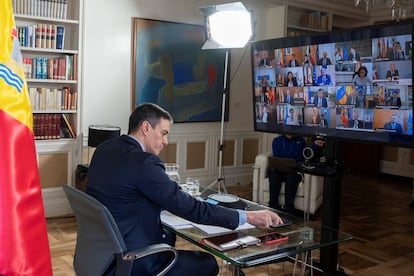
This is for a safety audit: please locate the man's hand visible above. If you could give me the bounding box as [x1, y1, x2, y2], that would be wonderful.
[246, 210, 283, 229]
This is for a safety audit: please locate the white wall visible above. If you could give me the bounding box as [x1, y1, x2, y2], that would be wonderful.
[82, 0, 281, 138]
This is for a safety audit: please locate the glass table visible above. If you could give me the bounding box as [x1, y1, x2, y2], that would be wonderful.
[162, 194, 352, 275]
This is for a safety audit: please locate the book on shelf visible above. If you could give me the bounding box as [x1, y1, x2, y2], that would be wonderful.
[25, 54, 76, 80]
[33, 113, 61, 140]
[13, 0, 68, 19]
[56, 25, 65, 50]
[61, 113, 75, 138]
[201, 231, 260, 252]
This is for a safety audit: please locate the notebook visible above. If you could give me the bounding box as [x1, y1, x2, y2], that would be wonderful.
[268, 157, 298, 173]
[201, 231, 260, 251]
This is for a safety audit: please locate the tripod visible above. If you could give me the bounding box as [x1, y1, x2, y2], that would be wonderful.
[202, 50, 229, 194]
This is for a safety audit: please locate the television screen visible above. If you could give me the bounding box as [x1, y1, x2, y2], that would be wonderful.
[251, 21, 413, 148]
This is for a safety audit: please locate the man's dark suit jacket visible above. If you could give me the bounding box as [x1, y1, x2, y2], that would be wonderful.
[383, 122, 403, 133]
[345, 95, 364, 108]
[317, 57, 332, 65]
[87, 135, 239, 274]
[386, 96, 402, 107]
[348, 52, 360, 61]
[349, 119, 363, 129]
[312, 96, 328, 107]
[386, 69, 399, 79]
[288, 59, 300, 67]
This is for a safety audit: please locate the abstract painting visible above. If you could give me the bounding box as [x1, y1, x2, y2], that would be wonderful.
[131, 18, 229, 122]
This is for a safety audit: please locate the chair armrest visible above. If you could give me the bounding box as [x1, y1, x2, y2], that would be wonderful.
[252, 151, 272, 203]
[123, 243, 177, 275]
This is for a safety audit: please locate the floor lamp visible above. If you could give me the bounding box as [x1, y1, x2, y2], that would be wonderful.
[199, 2, 253, 195]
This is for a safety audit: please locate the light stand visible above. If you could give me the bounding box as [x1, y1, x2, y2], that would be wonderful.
[198, 2, 253, 195]
[203, 50, 229, 194]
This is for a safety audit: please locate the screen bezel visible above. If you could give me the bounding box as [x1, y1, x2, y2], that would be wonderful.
[250, 21, 413, 148]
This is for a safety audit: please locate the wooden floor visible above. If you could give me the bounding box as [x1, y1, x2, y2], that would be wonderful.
[47, 172, 414, 275]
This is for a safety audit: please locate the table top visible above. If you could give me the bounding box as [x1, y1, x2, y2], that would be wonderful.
[163, 194, 352, 268]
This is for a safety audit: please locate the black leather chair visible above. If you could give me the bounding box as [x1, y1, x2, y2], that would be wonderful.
[62, 185, 177, 276]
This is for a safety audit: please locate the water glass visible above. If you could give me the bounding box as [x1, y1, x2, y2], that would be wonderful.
[186, 177, 200, 196]
[165, 163, 180, 184]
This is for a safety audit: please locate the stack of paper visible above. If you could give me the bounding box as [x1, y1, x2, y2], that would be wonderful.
[160, 210, 256, 234]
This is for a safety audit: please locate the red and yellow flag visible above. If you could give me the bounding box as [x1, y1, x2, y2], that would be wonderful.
[0, 1, 53, 275]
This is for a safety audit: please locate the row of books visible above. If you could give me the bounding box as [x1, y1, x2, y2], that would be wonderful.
[33, 113, 75, 140]
[299, 12, 329, 30]
[23, 54, 77, 80]
[29, 87, 77, 111]
[13, 0, 68, 20]
[17, 24, 64, 49]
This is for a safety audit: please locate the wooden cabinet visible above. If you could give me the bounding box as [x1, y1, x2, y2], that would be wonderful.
[286, 6, 332, 37]
[14, 0, 83, 217]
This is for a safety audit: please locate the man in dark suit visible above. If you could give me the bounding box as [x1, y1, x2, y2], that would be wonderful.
[259, 51, 270, 67]
[312, 88, 328, 107]
[388, 41, 405, 60]
[288, 53, 300, 67]
[345, 87, 364, 108]
[385, 91, 402, 107]
[349, 110, 363, 129]
[386, 63, 399, 80]
[383, 113, 404, 134]
[347, 48, 360, 62]
[317, 51, 332, 66]
[315, 68, 333, 86]
[284, 89, 295, 104]
[87, 103, 283, 275]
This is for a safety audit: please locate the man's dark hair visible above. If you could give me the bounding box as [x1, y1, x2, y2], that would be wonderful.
[128, 103, 173, 134]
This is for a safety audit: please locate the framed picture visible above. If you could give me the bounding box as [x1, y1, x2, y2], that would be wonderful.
[131, 18, 229, 123]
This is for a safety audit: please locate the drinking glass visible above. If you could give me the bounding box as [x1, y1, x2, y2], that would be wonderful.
[186, 177, 200, 196]
[165, 163, 180, 184]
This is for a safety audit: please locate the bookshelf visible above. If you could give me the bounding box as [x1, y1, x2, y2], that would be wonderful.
[285, 6, 332, 37]
[13, 0, 83, 217]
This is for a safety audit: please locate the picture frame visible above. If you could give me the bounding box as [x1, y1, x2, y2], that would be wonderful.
[131, 18, 229, 123]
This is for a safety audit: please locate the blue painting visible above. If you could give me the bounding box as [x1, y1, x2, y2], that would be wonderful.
[132, 18, 229, 122]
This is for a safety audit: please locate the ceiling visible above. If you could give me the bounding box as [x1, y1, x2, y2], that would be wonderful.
[256, 0, 414, 27]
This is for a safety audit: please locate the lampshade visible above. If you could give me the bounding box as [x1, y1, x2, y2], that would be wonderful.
[88, 125, 121, 147]
[199, 2, 254, 49]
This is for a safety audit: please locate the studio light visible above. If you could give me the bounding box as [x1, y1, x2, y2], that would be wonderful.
[200, 2, 253, 50]
[199, 2, 254, 195]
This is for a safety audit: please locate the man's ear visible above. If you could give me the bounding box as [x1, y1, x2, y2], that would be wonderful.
[141, 121, 151, 136]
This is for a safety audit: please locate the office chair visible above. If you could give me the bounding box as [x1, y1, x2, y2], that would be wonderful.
[63, 185, 177, 276]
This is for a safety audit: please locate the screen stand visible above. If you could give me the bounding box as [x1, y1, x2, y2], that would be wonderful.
[319, 138, 345, 276]
[297, 138, 345, 275]
[202, 50, 229, 195]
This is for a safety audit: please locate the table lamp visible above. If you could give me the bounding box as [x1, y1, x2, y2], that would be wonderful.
[87, 125, 121, 161]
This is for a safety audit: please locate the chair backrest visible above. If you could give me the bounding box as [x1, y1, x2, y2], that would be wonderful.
[63, 185, 129, 276]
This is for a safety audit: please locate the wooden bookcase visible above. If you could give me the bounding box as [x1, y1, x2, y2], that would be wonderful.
[14, 0, 83, 217]
[286, 6, 332, 37]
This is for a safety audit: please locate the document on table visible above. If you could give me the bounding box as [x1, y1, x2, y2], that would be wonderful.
[160, 210, 193, 229]
[192, 222, 255, 235]
[160, 210, 256, 234]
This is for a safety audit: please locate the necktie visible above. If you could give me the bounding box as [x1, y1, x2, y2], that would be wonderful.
[318, 99, 322, 107]
[392, 123, 395, 129]
[352, 98, 355, 105]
